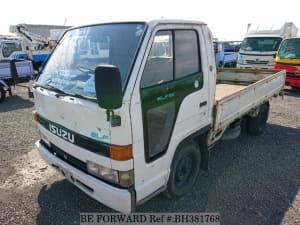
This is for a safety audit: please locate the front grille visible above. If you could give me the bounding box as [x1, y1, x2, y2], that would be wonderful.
[41, 140, 88, 173]
[37, 114, 110, 157]
[40, 140, 131, 189]
[246, 60, 268, 65]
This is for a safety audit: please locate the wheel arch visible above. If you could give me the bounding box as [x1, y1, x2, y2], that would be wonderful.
[167, 124, 211, 178]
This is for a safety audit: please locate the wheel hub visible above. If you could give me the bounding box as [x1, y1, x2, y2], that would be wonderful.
[175, 155, 193, 187]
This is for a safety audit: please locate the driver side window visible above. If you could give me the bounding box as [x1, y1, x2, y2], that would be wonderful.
[140, 31, 173, 88]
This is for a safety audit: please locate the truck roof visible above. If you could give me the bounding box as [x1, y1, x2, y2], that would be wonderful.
[147, 19, 206, 27]
[246, 22, 298, 38]
[245, 34, 282, 38]
[67, 20, 207, 32]
[284, 36, 300, 40]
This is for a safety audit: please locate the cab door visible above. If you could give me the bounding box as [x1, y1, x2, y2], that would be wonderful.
[140, 29, 204, 162]
[131, 26, 210, 202]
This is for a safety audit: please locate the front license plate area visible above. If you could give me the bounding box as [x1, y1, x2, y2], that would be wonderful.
[53, 164, 74, 182]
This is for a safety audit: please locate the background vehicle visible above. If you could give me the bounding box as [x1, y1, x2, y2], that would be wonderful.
[0, 59, 34, 103]
[275, 37, 300, 88]
[33, 20, 285, 213]
[237, 22, 298, 69]
[213, 41, 241, 67]
[9, 24, 71, 69]
[0, 38, 23, 60]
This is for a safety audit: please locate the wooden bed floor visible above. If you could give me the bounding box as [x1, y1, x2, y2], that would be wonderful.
[215, 83, 248, 101]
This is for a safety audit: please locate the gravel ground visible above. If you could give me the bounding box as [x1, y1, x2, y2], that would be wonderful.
[0, 83, 299, 225]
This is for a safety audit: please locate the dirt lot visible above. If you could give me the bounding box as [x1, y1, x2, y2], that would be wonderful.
[0, 83, 299, 225]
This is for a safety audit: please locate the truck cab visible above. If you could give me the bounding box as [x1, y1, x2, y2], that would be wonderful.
[275, 37, 300, 88]
[237, 35, 282, 68]
[237, 23, 298, 69]
[0, 39, 27, 60]
[34, 20, 285, 213]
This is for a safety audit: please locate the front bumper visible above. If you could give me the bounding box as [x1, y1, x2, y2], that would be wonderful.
[286, 77, 300, 88]
[237, 63, 273, 69]
[36, 140, 135, 213]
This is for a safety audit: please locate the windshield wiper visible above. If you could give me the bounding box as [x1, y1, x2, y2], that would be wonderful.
[68, 92, 94, 101]
[33, 83, 67, 95]
[34, 83, 94, 101]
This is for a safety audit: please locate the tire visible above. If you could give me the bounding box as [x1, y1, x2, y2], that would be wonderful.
[165, 141, 201, 198]
[247, 103, 270, 136]
[291, 87, 300, 91]
[0, 86, 6, 103]
[241, 116, 248, 133]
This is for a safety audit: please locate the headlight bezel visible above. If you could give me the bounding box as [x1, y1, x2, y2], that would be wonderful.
[87, 161, 134, 188]
[87, 161, 119, 184]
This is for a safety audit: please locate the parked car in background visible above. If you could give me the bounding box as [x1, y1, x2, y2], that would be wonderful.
[275, 37, 300, 88]
[213, 41, 241, 67]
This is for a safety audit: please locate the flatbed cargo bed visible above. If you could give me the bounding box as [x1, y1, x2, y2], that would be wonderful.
[213, 68, 285, 130]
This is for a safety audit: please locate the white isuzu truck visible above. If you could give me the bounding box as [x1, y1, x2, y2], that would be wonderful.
[33, 20, 285, 213]
[237, 22, 298, 69]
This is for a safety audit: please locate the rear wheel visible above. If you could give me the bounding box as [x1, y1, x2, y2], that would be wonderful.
[247, 103, 270, 136]
[291, 87, 300, 91]
[165, 141, 201, 198]
[0, 86, 6, 103]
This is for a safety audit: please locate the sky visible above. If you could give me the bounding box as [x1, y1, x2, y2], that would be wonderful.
[1, 0, 300, 40]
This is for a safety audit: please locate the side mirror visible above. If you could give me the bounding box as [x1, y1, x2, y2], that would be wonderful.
[273, 53, 277, 59]
[94, 64, 122, 110]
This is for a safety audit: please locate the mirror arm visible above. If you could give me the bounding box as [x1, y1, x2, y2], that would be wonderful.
[106, 109, 121, 127]
[106, 109, 112, 121]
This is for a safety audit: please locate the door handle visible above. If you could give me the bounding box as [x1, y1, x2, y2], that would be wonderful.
[199, 101, 207, 107]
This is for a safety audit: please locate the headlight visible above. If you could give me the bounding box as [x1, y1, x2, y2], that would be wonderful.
[87, 161, 134, 187]
[238, 58, 246, 64]
[87, 161, 118, 183]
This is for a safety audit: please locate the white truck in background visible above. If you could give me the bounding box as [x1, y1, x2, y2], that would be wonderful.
[237, 22, 298, 69]
[9, 24, 71, 69]
[0, 38, 22, 60]
[33, 20, 285, 213]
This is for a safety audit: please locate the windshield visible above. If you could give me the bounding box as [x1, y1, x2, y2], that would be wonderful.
[37, 23, 145, 98]
[223, 41, 241, 52]
[240, 37, 282, 52]
[2, 41, 22, 57]
[278, 39, 300, 59]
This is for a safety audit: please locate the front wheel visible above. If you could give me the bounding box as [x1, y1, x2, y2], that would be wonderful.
[0, 86, 6, 103]
[247, 102, 270, 136]
[165, 141, 201, 198]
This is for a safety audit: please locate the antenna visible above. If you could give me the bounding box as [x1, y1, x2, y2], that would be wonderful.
[63, 18, 68, 26]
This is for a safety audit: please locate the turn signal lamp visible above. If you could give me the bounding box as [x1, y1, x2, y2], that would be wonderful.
[32, 110, 38, 122]
[109, 144, 133, 161]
